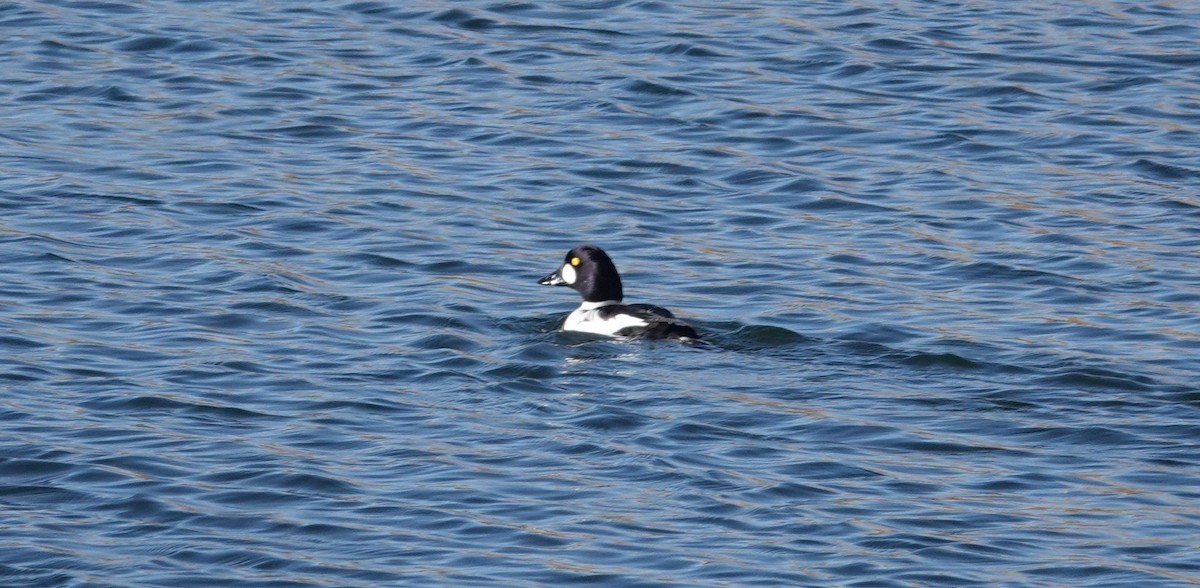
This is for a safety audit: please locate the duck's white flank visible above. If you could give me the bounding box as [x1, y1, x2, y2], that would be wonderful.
[563, 301, 648, 335]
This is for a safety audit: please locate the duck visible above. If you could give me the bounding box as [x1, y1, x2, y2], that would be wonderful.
[538, 245, 700, 340]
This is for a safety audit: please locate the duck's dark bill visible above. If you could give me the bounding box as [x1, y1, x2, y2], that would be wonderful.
[539, 271, 566, 286]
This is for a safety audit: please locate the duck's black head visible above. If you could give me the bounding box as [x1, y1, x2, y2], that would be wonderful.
[538, 244, 623, 302]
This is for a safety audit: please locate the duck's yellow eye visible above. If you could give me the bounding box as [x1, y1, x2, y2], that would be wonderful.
[570, 257, 581, 267]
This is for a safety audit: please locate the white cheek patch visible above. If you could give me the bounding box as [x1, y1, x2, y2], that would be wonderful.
[560, 263, 577, 285]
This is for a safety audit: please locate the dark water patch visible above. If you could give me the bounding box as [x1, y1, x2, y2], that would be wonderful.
[1130, 158, 1199, 181]
[1018, 425, 1146, 447]
[898, 351, 981, 371]
[698, 323, 813, 353]
[794, 196, 897, 214]
[0, 458, 75, 481]
[482, 361, 558, 381]
[569, 406, 653, 433]
[17, 84, 143, 103]
[1036, 367, 1159, 393]
[412, 332, 483, 352]
[173, 39, 222, 54]
[654, 42, 727, 59]
[622, 78, 696, 97]
[79, 394, 275, 421]
[949, 261, 1073, 286]
[51, 2, 142, 15]
[252, 471, 361, 496]
[0, 484, 92, 506]
[117, 36, 177, 52]
[431, 8, 497, 31]
[887, 438, 1019, 456]
[256, 123, 357, 140]
[0, 334, 50, 350]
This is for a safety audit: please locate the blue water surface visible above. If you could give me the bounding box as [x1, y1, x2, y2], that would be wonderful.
[2, 1, 1200, 586]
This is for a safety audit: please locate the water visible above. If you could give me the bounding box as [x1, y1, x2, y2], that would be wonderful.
[2, 1, 1199, 585]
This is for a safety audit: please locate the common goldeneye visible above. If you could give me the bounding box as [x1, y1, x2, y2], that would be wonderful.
[538, 245, 700, 340]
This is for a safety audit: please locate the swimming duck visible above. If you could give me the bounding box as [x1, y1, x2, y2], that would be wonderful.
[538, 245, 700, 340]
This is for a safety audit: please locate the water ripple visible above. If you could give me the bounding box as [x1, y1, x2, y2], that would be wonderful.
[2, 0, 1200, 585]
